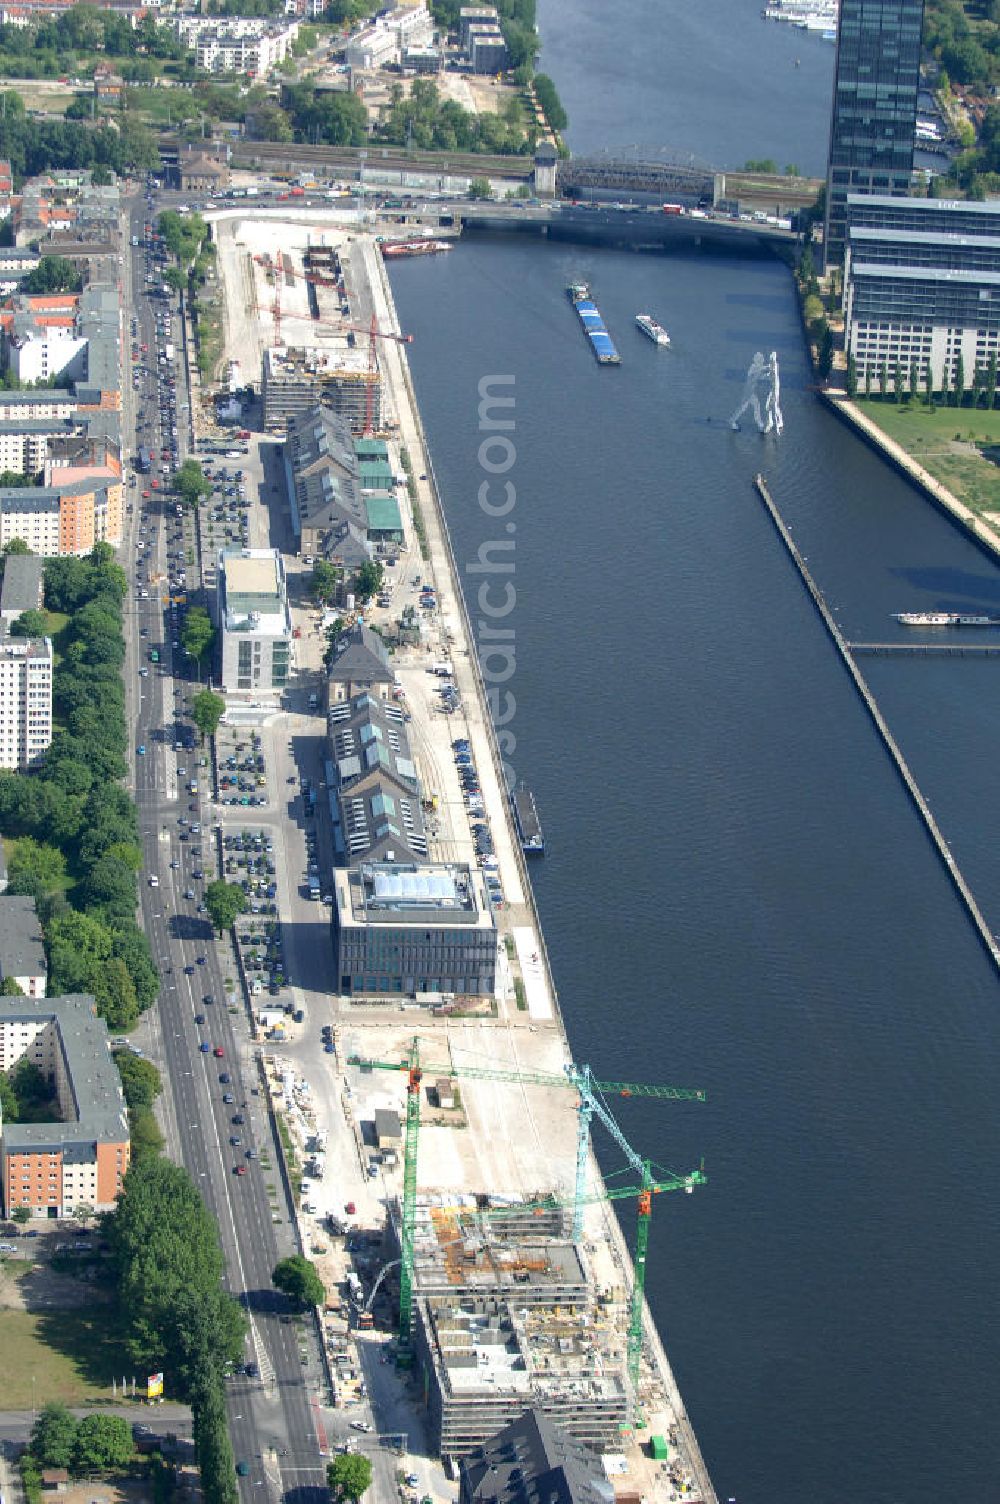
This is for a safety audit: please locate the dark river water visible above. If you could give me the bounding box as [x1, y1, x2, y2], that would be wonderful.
[386, 9, 1000, 1501]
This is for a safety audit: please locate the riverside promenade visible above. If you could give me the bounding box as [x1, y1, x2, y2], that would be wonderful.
[359, 237, 719, 1503]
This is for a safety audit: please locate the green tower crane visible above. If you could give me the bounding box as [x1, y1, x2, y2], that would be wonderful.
[347, 1039, 705, 1373]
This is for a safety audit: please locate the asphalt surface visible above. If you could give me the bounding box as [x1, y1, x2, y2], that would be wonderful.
[122, 187, 329, 1504]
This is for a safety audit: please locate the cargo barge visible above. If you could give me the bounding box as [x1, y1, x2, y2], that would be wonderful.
[567, 282, 621, 365]
[512, 784, 545, 854]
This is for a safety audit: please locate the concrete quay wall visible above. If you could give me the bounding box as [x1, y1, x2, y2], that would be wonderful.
[753, 473, 1000, 974]
[368, 242, 719, 1504]
[821, 392, 1000, 565]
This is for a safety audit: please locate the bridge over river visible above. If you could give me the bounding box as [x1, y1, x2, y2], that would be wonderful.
[208, 138, 820, 226]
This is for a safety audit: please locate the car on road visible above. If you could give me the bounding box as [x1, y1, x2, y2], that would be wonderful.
[184, 964, 195, 975]
[199, 1042, 210, 1053]
[350, 1422, 373, 1433]
[234, 1165, 247, 1176]
[232, 1113, 244, 1125]
[194, 1014, 206, 1024]
[219, 1072, 231, 1084]
[223, 1092, 235, 1104]
[213, 1046, 225, 1058]
[245, 1148, 257, 1159]
[230, 1135, 241, 1145]
[137, 745, 146, 756]
[235, 1462, 249, 1477]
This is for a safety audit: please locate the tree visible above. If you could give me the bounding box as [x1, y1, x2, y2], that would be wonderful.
[954, 352, 966, 409]
[0, 975, 23, 997]
[272, 1255, 325, 1311]
[2, 538, 32, 556]
[817, 323, 833, 381]
[22, 256, 81, 295]
[353, 560, 383, 603]
[467, 176, 491, 200]
[309, 560, 341, 605]
[31, 1404, 79, 1470]
[879, 362, 889, 399]
[846, 351, 857, 399]
[910, 356, 920, 402]
[175, 460, 211, 510]
[10, 608, 47, 638]
[181, 607, 215, 664]
[163, 266, 186, 296]
[327, 1454, 372, 1502]
[192, 689, 225, 742]
[72, 1414, 133, 1473]
[988, 353, 998, 411]
[114, 1051, 162, 1111]
[924, 357, 935, 408]
[13, 1203, 31, 1225]
[6, 837, 66, 900]
[893, 363, 904, 405]
[205, 880, 247, 936]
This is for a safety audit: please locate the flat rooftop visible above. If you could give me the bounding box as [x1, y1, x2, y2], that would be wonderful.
[335, 862, 496, 929]
[222, 551, 280, 596]
[0, 993, 129, 1149]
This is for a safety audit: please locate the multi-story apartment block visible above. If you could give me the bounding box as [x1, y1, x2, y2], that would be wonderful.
[0, 636, 52, 769]
[0, 895, 47, 997]
[0, 994, 130, 1219]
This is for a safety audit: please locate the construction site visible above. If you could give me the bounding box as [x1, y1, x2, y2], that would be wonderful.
[272, 1013, 711, 1498]
[211, 210, 413, 438]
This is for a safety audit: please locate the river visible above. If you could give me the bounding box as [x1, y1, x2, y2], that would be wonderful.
[385, 10, 1000, 1502]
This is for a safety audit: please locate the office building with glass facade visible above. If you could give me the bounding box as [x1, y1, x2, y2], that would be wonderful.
[844, 194, 1000, 391]
[824, 0, 925, 267]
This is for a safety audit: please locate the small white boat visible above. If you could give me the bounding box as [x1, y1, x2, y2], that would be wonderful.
[635, 313, 670, 346]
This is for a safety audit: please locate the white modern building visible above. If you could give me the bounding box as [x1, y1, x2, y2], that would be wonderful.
[346, 4, 434, 69]
[0, 636, 52, 769]
[217, 548, 293, 703]
[175, 16, 299, 75]
[845, 195, 1000, 392]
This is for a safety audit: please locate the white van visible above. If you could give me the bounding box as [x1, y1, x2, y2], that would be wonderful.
[148, 874, 159, 887]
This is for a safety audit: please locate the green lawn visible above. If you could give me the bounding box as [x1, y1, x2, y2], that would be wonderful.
[0, 1308, 127, 1407]
[45, 610, 71, 665]
[855, 398, 1000, 514]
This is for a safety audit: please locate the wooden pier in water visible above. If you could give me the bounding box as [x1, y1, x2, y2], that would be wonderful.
[753, 474, 1000, 972]
[848, 641, 1000, 657]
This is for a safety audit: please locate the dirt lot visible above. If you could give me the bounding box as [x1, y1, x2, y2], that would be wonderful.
[62, 1475, 153, 1504]
[0, 1250, 109, 1312]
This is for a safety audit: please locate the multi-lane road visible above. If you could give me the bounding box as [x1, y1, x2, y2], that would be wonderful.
[121, 189, 329, 1504]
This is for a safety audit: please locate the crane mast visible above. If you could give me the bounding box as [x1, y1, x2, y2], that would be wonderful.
[348, 1039, 705, 1392]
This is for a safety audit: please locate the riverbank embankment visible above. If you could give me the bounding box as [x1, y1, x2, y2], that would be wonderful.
[363, 238, 718, 1504]
[821, 391, 1000, 563]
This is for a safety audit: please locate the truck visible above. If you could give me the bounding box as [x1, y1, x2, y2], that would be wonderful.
[137, 447, 151, 473]
[662, 202, 684, 215]
[164, 342, 175, 362]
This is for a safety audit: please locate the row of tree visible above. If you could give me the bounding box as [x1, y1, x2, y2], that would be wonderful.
[104, 1156, 246, 1504]
[0, 106, 159, 182]
[0, 546, 159, 1031]
[113, 1050, 165, 1162]
[848, 349, 1000, 408]
[27, 1406, 134, 1476]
